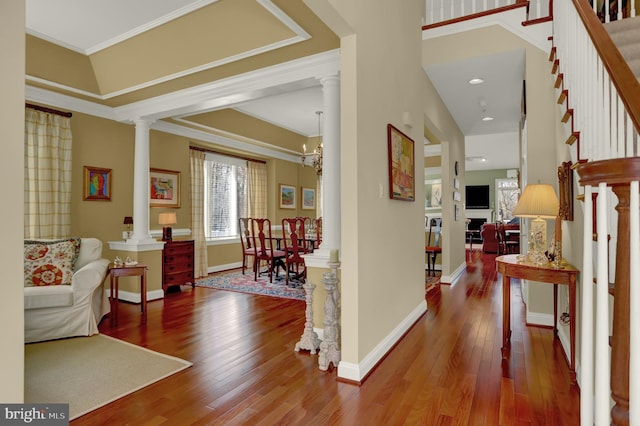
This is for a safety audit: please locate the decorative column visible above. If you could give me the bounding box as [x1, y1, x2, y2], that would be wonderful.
[316, 74, 340, 258]
[319, 261, 341, 371]
[294, 280, 321, 354]
[128, 118, 156, 245]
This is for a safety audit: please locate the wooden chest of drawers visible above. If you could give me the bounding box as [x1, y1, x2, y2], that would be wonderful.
[162, 240, 195, 293]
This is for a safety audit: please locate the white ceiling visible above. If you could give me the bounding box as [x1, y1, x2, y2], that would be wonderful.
[25, 0, 522, 167]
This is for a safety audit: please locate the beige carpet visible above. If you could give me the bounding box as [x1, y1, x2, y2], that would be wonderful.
[25, 334, 192, 420]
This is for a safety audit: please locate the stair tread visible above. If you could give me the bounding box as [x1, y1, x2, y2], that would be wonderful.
[605, 15, 640, 34]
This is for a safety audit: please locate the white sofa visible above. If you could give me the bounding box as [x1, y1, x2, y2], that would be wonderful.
[24, 238, 110, 343]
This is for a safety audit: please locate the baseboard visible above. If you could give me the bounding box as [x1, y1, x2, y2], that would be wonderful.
[441, 260, 466, 284]
[525, 309, 554, 327]
[337, 300, 427, 383]
[104, 288, 165, 303]
[208, 262, 242, 273]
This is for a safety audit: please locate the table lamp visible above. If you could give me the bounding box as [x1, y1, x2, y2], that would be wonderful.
[158, 212, 177, 241]
[123, 216, 133, 239]
[513, 183, 559, 263]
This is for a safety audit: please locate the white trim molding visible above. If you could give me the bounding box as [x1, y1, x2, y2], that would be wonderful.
[337, 300, 427, 382]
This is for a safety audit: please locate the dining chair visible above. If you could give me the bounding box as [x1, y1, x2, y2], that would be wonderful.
[425, 218, 442, 276]
[314, 217, 322, 249]
[497, 223, 519, 254]
[238, 217, 254, 275]
[251, 218, 286, 283]
[296, 216, 312, 253]
[281, 217, 307, 286]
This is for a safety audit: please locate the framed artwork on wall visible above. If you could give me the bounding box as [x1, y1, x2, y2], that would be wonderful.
[425, 179, 442, 209]
[150, 168, 181, 208]
[387, 123, 415, 201]
[279, 184, 296, 209]
[83, 166, 112, 201]
[301, 187, 316, 210]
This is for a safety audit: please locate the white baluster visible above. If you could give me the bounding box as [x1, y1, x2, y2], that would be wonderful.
[595, 183, 610, 426]
[581, 185, 594, 426]
[630, 181, 639, 425]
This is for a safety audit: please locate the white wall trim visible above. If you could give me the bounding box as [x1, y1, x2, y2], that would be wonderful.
[525, 310, 553, 327]
[106, 288, 165, 303]
[441, 260, 466, 284]
[208, 262, 242, 274]
[337, 300, 427, 382]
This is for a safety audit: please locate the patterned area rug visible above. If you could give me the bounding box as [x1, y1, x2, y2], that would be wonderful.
[426, 272, 441, 293]
[196, 270, 305, 301]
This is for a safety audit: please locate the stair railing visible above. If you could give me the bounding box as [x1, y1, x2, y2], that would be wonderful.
[424, 0, 551, 26]
[554, 1, 640, 425]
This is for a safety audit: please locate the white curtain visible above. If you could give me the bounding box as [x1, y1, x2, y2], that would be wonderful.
[24, 107, 72, 239]
[190, 149, 208, 278]
[247, 161, 267, 218]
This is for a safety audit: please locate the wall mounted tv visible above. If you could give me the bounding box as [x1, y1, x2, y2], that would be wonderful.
[465, 185, 490, 209]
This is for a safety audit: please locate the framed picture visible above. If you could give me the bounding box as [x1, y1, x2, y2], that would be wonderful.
[150, 168, 181, 208]
[301, 187, 316, 210]
[387, 124, 415, 201]
[83, 166, 112, 201]
[279, 184, 296, 209]
[425, 179, 442, 209]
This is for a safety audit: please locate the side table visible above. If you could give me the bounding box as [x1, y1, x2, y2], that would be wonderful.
[109, 263, 148, 325]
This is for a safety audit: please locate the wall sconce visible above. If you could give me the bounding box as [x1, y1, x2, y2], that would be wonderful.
[158, 212, 177, 242]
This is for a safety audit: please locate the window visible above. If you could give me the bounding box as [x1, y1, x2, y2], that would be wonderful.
[204, 153, 247, 239]
[495, 178, 519, 222]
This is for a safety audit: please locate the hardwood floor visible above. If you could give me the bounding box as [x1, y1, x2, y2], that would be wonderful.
[75, 251, 580, 425]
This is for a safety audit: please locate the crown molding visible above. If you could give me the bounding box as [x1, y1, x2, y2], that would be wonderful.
[153, 120, 302, 164]
[114, 49, 340, 122]
[25, 85, 117, 121]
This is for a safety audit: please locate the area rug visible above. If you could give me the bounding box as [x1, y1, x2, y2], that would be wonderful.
[196, 270, 305, 301]
[426, 272, 441, 293]
[25, 334, 192, 420]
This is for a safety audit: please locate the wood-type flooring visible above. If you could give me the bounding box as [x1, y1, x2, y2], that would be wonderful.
[73, 252, 580, 425]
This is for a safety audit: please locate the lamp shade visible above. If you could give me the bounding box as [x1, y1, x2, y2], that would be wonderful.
[513, 184, 559, 219]
[158, 212, 177, 225]
[123, 216, 133, 225]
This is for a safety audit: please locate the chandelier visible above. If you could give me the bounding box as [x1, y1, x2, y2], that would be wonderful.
[302, 111, 323, 176]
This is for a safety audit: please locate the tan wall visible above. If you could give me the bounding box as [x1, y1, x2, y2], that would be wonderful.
[66, 110, 314, 288]
[0, 0, 25, 402]
[325, 0, 434, 367]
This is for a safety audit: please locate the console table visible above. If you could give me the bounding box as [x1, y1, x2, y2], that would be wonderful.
[496, 254, 579, 383]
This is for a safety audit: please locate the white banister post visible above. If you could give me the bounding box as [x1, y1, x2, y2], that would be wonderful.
[630, 180, 639, 425]
[128, 118, 156, 244]
[581, 185, 594, 426]
[595, 183, 610, 425]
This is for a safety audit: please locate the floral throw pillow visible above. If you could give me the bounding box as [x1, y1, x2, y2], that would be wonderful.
[24, 238, 81, 287]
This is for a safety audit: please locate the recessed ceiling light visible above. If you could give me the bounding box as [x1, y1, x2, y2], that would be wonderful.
[482, 116, 494, 121]
[469, 78, 485, 85]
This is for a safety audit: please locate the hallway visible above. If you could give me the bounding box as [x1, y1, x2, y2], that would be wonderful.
[84, 251, 580, 425]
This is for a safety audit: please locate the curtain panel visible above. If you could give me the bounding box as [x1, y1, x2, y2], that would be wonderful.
[247, 161, 267, 219]
[190, 149, 208, 278]
[24, 107, 72, 239]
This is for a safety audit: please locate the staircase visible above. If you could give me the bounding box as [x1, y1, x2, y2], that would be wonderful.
[606, 15, 640, 81]
[551, 2, 640, 425]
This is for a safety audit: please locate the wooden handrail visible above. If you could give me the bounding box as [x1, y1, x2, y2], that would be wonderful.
[572, 0, 640, 135]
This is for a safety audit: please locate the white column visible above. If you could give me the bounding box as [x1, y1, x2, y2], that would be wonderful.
[128, 118, 156, 245]
[316, 74, 340, 260]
